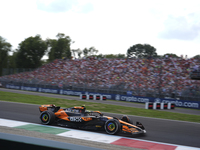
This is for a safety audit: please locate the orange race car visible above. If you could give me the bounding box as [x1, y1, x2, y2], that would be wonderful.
[39, 104, 146, 135]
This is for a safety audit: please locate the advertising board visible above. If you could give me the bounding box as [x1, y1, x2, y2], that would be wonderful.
[5, 84, 200, 109]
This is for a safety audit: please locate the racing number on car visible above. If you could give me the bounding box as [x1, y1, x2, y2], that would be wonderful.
[70, 117, 82, 122]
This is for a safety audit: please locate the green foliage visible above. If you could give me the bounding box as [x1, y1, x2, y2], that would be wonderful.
[8, 54, 16, 68]
[0, 36, 12, 76]
[47, 39, 57, 62]
[96, 54, 104, 58]
[193, 54, 200, 59]
[15, 35, 47, 68]
[71, 47, 98, 58]
[82, 47, 98, 57]
[89, 53, 126, 59]
[127, 43, 157, 58]
[83, 48, 89, 57]
[103, 54, 126, 58]
[71, 48, 82, 59]
[47, 33, 72, 61]
[163, 53, 179, 58]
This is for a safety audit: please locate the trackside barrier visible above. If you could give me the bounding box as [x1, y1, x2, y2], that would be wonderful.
[102, 95, 107, 100]
[145, 102, 175, 109]
[80, 94, 106, 100]
[167, 103, 175, 109]
[80, 94, 87, 99]
[89, 94, 94, 100]
[153, 102, 161, 109]
[161, 103, 168, 109]
[145, 102, 153, 109]
[94, 95, 101, 100]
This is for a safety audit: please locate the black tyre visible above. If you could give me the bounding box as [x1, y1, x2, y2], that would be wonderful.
[40, 111, 55, 125]
[104, 119, 121, 135]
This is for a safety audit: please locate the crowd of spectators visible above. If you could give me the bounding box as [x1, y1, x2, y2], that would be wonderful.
[1, 56, 200, 98]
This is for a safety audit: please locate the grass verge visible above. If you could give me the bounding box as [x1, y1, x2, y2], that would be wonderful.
[0, 91, 200, 123]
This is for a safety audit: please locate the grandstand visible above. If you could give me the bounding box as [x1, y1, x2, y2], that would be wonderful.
[190, 63, 200, 80]
[0, 57, 200, 101]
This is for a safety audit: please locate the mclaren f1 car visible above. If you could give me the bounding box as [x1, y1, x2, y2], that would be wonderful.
[39, 104, 146, 135]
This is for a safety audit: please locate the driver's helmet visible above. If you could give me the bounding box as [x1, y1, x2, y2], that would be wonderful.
[121, 115, 130, 122]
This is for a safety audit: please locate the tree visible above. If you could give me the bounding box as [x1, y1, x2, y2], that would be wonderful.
[15, 35, 47, 68]
[8, 54, 16, 68]
[87, 47, 98, 56]
[82, 47, 98, 57]
[71, 49, 77, 59]
[47, 39, 57, 62]
[116, 54, 126, 58]
[83, 48, 89, 57]
[163, 53, 179, 58]
[47, 33, 72, 61]
[104, 54, 126, 58]
[77, 48, 82, 58]
[193, 54, 200, 59]
[127, 44, 157, 58]
[0, 36, 11, 76]
[96, 54, 104, 58]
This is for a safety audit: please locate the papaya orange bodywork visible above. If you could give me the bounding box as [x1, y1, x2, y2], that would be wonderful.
[74, 106, 85, 109]
[39, 104, 55, 112]
[81, 117, 92, 121]
[122, 125, 139, 133]
[54, 109, 70, 121]
[122, 125, 132, 133]
[119, 120, 138, 128]
[55, 109, 68, 117]
[39, 107, 48, 112]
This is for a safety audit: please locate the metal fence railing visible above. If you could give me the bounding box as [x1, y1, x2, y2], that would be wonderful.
[2, 68, 34, 76]
[0, 78, 200, 101]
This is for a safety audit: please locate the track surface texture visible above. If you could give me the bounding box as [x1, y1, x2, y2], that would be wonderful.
[0, 88, 200, 148]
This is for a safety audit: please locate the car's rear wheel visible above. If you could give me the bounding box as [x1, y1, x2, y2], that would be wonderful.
[104, 119, 121, 135]
[40, 111, 55, 125]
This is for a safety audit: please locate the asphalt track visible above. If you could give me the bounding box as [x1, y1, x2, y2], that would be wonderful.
[0, 88, 200, 148]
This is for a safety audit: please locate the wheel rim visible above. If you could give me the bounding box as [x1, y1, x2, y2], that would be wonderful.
[41, 114, 49, 122]
[107, 122, 116, 131]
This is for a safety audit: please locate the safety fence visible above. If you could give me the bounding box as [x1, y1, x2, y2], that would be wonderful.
[1, 82, 200, 110]
[2, 68, 34, 76]
[0, 79, 199, 102]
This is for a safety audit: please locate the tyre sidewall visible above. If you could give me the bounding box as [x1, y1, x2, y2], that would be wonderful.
[40, 111, 54, 125]
[104, 119, 120, 135]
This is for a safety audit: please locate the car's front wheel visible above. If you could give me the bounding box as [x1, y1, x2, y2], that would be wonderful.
[40, 111, 55, 125]
[104, 119, 121, 135]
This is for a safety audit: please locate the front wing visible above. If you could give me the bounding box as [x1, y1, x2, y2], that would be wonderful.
[120, 120, 146, 134]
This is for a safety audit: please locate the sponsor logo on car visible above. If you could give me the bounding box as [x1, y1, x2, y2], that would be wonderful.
[70, 117, 82, 122]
